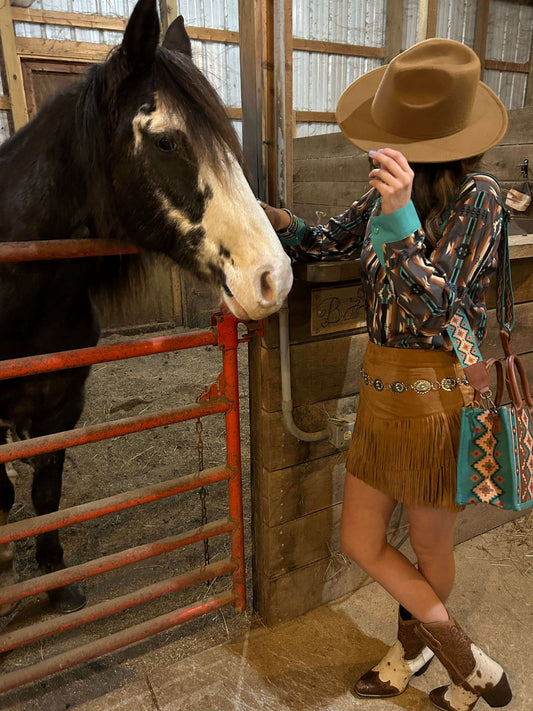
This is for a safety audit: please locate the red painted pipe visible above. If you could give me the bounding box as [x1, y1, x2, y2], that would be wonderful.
[0, 238, 138, 262]
[0, 330, 217, 381]
[0, 465, 231, 544]
[0, 592, 237, 694]
[0, 397, 230, 464]
[0, 517, 234, 607]
[0, 558, 236, 654]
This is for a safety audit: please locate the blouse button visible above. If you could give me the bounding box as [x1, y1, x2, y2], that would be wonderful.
[374, 226, 380, 233]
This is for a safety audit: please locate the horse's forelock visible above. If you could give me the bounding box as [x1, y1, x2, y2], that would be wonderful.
[153, 49, 244, 175]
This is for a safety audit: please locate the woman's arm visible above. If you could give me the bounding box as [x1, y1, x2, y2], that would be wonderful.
[262, 193, 375, 263]
[377, 175, 504, 337]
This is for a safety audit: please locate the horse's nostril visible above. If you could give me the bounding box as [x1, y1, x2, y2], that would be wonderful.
[260, 271, 276, 304]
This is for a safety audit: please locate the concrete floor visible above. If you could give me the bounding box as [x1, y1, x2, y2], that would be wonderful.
[71, 515, 532, 711]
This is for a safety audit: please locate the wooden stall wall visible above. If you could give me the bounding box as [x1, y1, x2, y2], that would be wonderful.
[250, 106, 533, 625]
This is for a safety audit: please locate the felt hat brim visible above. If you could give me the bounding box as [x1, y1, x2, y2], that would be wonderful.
[335, 65, 508, 163]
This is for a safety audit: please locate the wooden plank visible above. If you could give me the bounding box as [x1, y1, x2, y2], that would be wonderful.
[259, 453, 347, 527]
[496, 106, 533, 145]
[483, 302, 533, 360]
[159, 1, 178, 33]
[295, 110, 336, 123]
[482, 145, 533, 181]
[260, 394, 358, 471]
[292, 38, 384, 59]
[293, 130, 356, 160]
[384, 0, 403, 63]
[473, 0, 490, 71]
[294, 154, 370, 183]
[262, 0, 276, 203]
[273, 0, 293, 208]
[484, 59, 530, 74]
[293, 181, 366, 208]
[16, 38, 110, 63]
[0, 96, 10, 110]
[426, 0, 439, 39]
[0, 2, 29, 130]
[239, 0, 264, 197]
[260, 332, 366, 412]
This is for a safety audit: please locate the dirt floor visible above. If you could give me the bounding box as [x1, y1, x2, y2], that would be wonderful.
[0, 323, 254, 710]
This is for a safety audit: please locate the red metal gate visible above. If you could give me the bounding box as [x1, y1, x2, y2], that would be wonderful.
[0, 239, 255, 692]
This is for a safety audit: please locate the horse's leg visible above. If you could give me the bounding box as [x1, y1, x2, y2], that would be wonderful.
[0, 428, 17, 615]
[30, 378, 88, 613]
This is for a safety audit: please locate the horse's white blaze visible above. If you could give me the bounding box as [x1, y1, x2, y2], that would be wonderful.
[199, 158, 293, 320]
[132, 95, 186, 153]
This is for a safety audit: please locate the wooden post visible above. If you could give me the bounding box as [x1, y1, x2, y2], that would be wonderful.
[159, 0, 178, 33]
[273, 0, 293, 208]
[0, 1, 29, 130]
[473, 0, 490, 73]
[238, 0, 265, 198]
[426, 0, 439, 39]
[384, 0, 403, 62]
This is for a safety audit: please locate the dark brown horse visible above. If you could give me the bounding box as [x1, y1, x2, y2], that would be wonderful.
[0, 0, 292, 613]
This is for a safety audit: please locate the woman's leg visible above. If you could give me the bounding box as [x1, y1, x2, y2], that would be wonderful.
[406, 504, 458, 604]
[340, 474, 448, 623]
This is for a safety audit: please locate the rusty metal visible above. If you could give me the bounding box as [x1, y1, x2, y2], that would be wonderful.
[0, 592, 237, 694]
[0, 558, 236, 655]
[0, 330, 217, 381]
[0, 237, 250, 692]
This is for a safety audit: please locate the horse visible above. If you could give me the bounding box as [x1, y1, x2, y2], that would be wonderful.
[0, 0, 292, 615]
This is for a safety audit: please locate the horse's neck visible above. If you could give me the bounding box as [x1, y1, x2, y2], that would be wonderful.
[0, 92, 88, 243]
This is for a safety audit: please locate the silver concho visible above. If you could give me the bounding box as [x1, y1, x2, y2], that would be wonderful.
[441, 377, 458, 392]
[390, 381, 407, 394]
[373, 379, 385, 391]
[413, 379, 431, 394]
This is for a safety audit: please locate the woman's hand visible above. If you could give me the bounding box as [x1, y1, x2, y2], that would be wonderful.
[259, 202, 291, 232]
[368, 148, 414, 215]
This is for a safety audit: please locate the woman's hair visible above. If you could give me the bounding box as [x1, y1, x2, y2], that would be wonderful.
[410, 156, 483, 247]
[362, 154, 483, 248]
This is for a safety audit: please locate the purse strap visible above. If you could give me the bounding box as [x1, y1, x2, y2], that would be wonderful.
[444, 173, 515, 395]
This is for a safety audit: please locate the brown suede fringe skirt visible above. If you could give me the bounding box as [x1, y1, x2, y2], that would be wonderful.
[346, 341, 473, 512]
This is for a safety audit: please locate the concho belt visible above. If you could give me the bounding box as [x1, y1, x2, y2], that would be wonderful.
[360, 366, 469, 394]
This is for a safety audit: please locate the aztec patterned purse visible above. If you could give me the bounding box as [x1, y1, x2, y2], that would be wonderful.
[446, 198, 533, 511]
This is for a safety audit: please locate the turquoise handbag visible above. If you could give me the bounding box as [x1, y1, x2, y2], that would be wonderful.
[447, 193, 533, 511]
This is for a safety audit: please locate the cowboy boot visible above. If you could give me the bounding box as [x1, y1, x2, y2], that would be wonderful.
[353, 606, 434, 698]
[415, 616, 512, 711]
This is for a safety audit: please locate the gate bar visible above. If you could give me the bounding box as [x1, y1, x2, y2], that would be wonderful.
[0, 238, 138, 262]
[0, 591, 237, 694]
[0, 396, 230, 464]
[0, 465, 230, 544]
[0, 517, 234, 607]
[0, 558, 236, 654]
[0, 330, 217, 381]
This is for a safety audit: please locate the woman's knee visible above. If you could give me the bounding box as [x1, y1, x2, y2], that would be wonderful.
[409, 529, 454, 565]
[340, 528, 388, 570]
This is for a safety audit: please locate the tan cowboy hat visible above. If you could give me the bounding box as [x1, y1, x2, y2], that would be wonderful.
[336, 38, 508, 163]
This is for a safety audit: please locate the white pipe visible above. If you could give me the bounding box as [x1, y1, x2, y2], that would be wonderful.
[279, 301, 329, 442]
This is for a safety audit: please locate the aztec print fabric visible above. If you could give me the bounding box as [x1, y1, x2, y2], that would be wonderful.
[283, 174, 504, 351]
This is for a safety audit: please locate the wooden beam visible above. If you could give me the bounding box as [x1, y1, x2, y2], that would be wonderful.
[159, 1, 178, 33]
[295, 111, 337, 123]
[10, 8, 239, 45]
[474, 0, 490, 72]
[239, 0, 265, 198]
[273, 0, 293, 208]
[384, 0, 403, 62]
[484, 59, 530, 74]
[263, 0, 276, 203]
[426, 0, 439, 39]
[0, 2, 29, 130]
[292, 38, 384, 59]
[16, 38, 110, 63]
[0, 96, 11, 111]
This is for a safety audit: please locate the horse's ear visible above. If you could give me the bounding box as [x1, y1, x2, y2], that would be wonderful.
[162, 16, 192, 58]
[121, 0, 160, 70]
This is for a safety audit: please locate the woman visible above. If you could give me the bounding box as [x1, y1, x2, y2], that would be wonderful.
[264, 39, 512, 711]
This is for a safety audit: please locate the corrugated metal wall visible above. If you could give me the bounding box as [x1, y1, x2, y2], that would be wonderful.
[0, 0, 531, 145]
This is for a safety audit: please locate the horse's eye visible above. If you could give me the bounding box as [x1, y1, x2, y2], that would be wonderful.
[156, 137, 175, 152]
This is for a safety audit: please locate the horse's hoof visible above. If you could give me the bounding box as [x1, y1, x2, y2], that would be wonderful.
[48, 583, 87, 613]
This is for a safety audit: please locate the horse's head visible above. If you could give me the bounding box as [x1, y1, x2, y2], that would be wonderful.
[80, 0, 292, 321]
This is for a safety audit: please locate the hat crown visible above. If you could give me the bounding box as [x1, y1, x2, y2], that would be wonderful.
[370, 39, 480, 140]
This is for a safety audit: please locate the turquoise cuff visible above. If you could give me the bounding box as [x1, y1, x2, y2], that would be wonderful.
[278, 216, 307, 247]
[370, 201, 421, 269]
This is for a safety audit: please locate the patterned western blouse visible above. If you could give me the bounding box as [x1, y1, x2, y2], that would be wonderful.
[280, 174, 504, 351]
